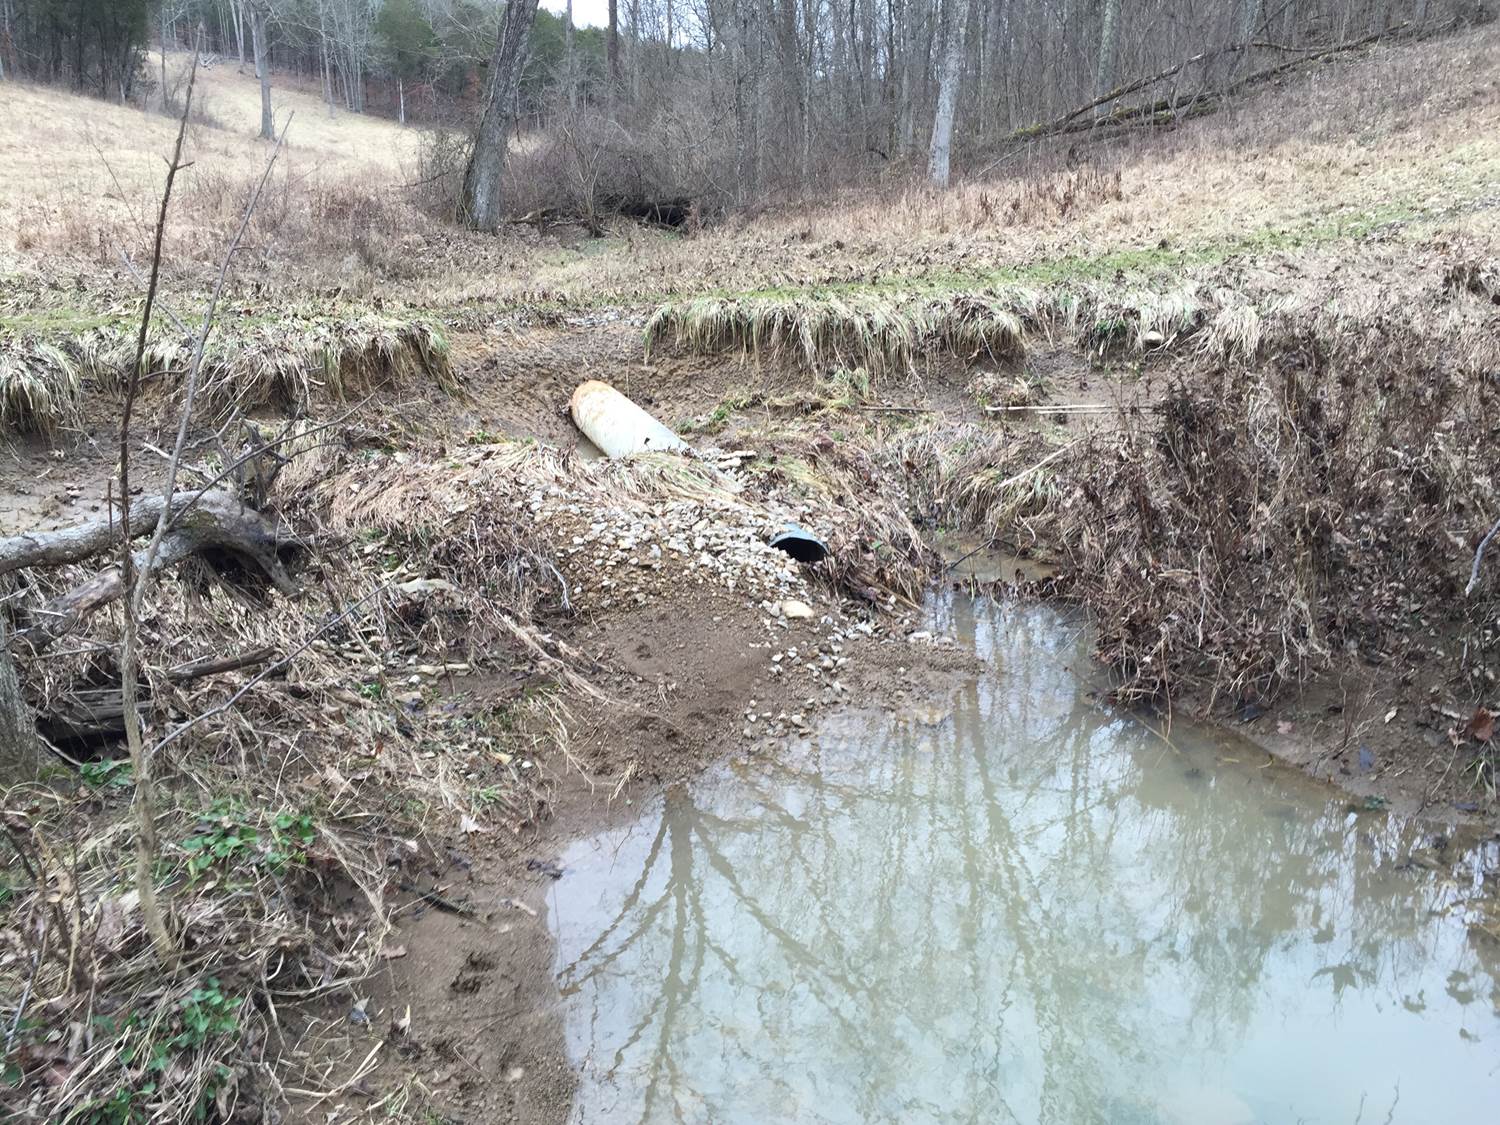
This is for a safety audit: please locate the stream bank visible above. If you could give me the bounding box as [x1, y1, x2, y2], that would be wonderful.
[3, 285, 1496, 1122]
[318, 312, 1498, 1122]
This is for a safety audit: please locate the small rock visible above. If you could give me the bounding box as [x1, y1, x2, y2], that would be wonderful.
[781, 599, 815, 620]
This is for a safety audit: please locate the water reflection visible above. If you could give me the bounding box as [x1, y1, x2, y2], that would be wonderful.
[551, 601, 1500, 1124]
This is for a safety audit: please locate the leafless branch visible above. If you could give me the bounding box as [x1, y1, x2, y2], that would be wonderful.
[133, 110, 295, 616]
[1467, 516, 1500, 597]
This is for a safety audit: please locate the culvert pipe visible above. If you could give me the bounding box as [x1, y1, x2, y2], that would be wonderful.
[569, 380, 689, 459]
[769, 523, 830, 563]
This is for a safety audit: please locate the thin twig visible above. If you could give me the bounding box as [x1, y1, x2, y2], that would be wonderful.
[1467, 516, 1500, 597]
[4, 954, 37, 1055]
[115, 249, 189, 334]
[116, 46, 201, 970]
[396, 881, 477, 917]
[992, 440, 1078, 491]
[133, 110, 295, 615]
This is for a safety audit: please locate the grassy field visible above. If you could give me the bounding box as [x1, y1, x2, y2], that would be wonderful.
[0, 55, 419, 266]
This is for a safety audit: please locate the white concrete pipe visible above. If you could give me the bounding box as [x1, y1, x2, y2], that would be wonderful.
[569, 379, 689, 459]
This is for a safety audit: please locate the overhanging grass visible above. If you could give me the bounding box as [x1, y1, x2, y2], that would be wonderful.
[0, 304, 456, 433]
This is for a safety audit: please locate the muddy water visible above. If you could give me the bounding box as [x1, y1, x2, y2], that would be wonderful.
[548, 601, 1500, 1124]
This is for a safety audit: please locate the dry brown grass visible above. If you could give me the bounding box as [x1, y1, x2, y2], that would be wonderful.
[0, 307, 454, 435]
[0, 56, 417, 258]
[5, 27, 1497, 315]
[644, 236, 1500, 380]
[1056, 314, 1500, 713]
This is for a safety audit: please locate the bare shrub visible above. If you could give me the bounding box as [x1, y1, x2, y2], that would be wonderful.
[409, 127, 470, 221]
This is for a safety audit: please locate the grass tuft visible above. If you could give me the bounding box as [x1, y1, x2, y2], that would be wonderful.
[0, 335, 84, 434]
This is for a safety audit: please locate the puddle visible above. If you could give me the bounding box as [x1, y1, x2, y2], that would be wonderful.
[936, 532, 1056, 585]
[548, 601, 1500, 1123]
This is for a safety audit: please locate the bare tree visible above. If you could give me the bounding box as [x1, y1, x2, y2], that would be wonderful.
[928, 0, 972, 188]
[250, 0, 274, 139]
[1096, 0, 1122, 114]
[565, 0, 576, 110]
[608, 0, 621, 93]
[458, 0, 541, 232]
[229, 0, 246, 69]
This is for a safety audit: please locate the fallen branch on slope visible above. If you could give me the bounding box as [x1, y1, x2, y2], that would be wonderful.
[0, 494, 201, 577]
[1007, 20, 1428, 147]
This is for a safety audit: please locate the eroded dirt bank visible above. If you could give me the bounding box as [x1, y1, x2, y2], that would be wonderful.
[4, 255, 1498, 1122]
[263, 296, 1498, 1122]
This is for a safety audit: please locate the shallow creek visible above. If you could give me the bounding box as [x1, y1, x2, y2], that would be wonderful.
[547, 600, 1500, 1124]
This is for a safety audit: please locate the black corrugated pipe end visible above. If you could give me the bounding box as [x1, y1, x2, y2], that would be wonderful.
[769, 523, 830, 564]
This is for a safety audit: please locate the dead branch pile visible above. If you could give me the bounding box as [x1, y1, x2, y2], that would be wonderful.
[0, 440, 566, 1120]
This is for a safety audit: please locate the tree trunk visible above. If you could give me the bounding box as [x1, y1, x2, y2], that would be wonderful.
[232, 0, 245, 69]
[159, 4, 167, 111]
[251, 3, 273, 140]
[459, 0, 541, 232]
[1095, 0, 1120, 114]
[322, 40, 335, 116]
[565, 0, 576, 110]
[607, 0, 620, 100]
[318, 1, 336, 118]
[928, 0, 971, 188]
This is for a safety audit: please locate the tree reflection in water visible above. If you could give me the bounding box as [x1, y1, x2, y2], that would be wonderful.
[551, 602, 1500, 1125]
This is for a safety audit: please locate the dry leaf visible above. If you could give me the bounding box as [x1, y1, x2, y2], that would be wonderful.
[93, 893, 138, 955]
[322, 764, 352, 795]
[1467, 707, 1495, 744]
[459, 814, 487, 835]
[1383, 708, 1398, 724]
[379, 944, 408, 960]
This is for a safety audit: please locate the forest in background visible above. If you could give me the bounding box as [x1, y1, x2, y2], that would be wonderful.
[0, 0, 1485, 215]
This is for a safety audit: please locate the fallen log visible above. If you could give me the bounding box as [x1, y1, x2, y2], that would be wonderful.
[12, 491, 297, 653]
[0, 494, 197, 577]
[166, 647, 278, 682]
[1005, 20, 1423, 148]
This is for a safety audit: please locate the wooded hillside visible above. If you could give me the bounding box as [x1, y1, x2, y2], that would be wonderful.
[1, 0, 1485, 211]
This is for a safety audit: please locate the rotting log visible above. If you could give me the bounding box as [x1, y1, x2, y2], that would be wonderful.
[10, 491, 296, 654]
[0, 494, 198, 577]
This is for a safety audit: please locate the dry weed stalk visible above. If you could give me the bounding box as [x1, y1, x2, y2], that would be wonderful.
[115, 50, 202, 969]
